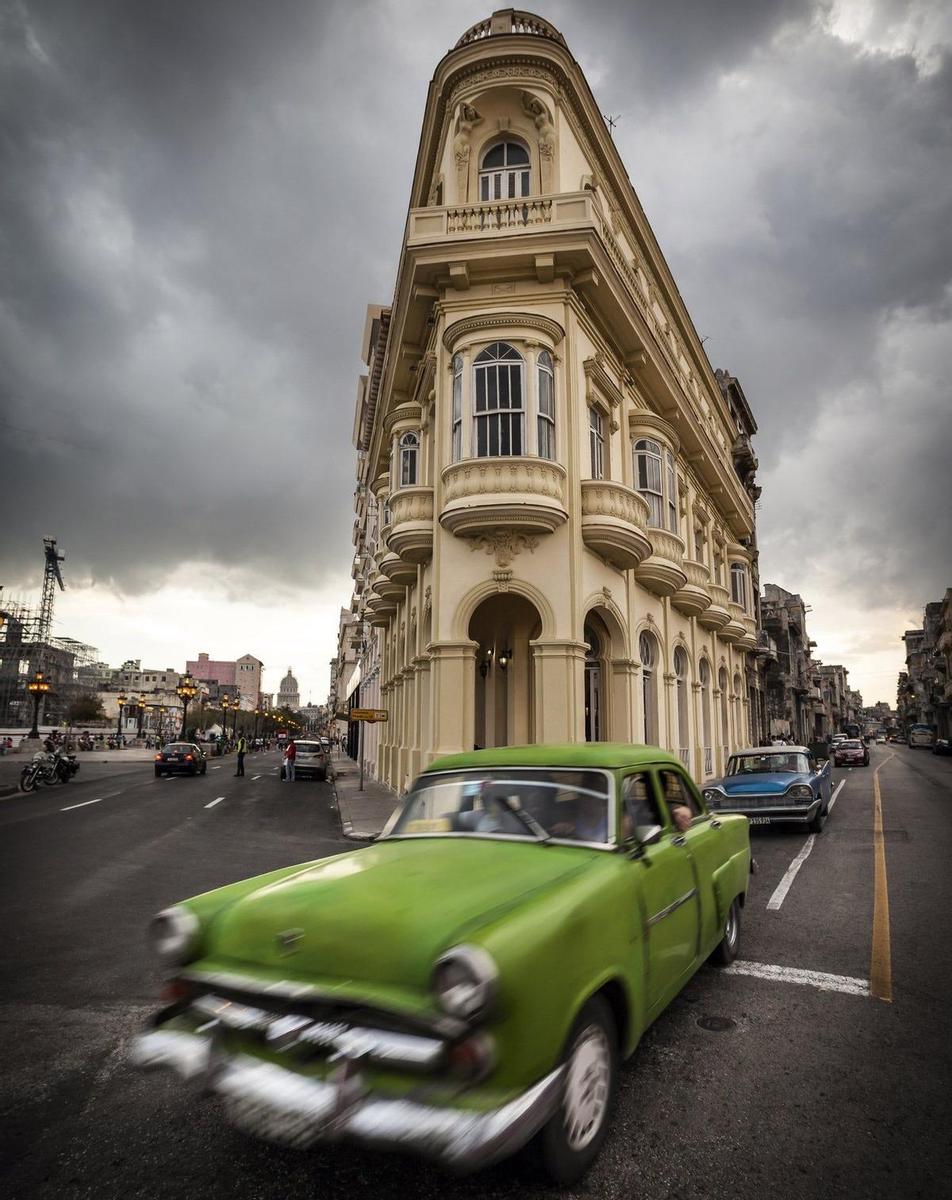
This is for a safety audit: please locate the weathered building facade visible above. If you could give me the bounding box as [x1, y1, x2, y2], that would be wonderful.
[343, 11, 763, 791]
[899, 594, 951, 738]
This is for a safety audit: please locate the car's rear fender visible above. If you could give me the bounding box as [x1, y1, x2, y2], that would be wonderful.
[712, 850, 749, 929]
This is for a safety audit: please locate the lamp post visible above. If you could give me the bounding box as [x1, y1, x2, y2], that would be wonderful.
[116, 692, 127, 745]
[176, 672, 198, 740]
[220, 694, 231, 744]
[232, 699, 240, 737]
[137, 694, 148, 738]
[252, 708, 261, 742]
[26, 670, 51, 739]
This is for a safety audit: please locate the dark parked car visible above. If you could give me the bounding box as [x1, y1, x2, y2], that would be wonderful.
[155, 742, 207, 777]
[833, 739, 869, 767]
[933, 737, 952, 757]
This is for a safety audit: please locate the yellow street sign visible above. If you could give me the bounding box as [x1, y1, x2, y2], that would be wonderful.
[350, 708, 389, 723]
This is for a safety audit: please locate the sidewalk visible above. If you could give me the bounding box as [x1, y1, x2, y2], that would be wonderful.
[331, 751, 400, 841]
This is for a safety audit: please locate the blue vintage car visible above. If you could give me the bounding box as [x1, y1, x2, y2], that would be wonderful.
[701, 745, 832, 832]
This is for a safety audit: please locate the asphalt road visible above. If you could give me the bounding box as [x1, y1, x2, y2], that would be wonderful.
[1, 744, 950, 1199]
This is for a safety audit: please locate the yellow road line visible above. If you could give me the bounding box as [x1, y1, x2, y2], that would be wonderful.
[870, 754, 896, 1002]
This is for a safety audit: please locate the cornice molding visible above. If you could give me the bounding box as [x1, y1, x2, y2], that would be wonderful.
[442, 311, 565, 351]
[628, 408, 681, 453]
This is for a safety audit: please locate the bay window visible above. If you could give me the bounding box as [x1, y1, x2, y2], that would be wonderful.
[730, 562, 749, 610]
[537, 350, 555, 460]
[474, 342, 524, 457]
[399, 432, 419, 487]
[451, 354, 463, 462]
[589, 407, 605, 479]
[634, 438, 664, 527]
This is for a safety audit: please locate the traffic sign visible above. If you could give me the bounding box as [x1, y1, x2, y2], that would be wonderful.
[350, 708, 389, 723]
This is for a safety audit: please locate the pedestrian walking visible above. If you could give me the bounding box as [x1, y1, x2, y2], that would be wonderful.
[235, 733, 247, 777]
[283, 737, 296, 782]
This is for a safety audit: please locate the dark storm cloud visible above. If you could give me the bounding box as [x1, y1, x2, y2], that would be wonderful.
[1, 0, 950, 621]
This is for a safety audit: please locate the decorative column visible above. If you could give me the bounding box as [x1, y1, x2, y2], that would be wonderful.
[663, 671, 676, 754]
[610, 658, 639, 742]
[691, 680, 704, 780]
[531, 640, 588, 743]
[429, 641, 478, 758]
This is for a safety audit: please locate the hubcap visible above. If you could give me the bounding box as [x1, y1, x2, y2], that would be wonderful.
[725, 905, 738, 948]
[562, 1023, 610, 1151]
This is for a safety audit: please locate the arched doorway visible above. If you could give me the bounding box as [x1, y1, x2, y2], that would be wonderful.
[674, 646, 690, 767]
[639, 630, 660, 745]
[733, 671, 744, 747]
[699, 658, 713, 777]
[718, 666, 730, 772]
[468, 593, 542, 749]
[584, 620, 603, 742]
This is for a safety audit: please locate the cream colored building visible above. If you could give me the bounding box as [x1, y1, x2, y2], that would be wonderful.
[343, 11, 761, 793]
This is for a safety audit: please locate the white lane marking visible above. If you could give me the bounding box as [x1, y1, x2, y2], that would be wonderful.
[252, 775, 262, 780]
[211, 765, 222, 770]
[205, 796, 225, 809]
[767, 834, 816, 910]
[61, 798, 102, 812]
[828, 779, 846, 812]
[725, 960, 869, 998]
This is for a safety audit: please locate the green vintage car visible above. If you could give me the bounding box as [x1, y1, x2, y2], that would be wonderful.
[132, 745, 750, 1182]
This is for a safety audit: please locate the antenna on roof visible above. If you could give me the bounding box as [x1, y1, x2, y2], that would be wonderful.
[603, 113, 621, 137]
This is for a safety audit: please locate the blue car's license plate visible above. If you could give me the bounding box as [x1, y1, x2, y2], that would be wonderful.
[748, 816, 771, 825]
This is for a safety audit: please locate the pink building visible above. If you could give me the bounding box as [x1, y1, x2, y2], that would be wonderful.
[187, 652, 263, 710]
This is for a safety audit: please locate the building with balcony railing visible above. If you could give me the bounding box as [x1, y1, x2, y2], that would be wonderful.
[341, 10, 764, 790]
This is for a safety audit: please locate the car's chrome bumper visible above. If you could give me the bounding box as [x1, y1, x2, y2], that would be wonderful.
[130, 1028, 563, 1171]
[712, 797, 821, 823]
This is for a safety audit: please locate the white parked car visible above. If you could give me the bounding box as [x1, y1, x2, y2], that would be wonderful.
[283, 740, 329, 781]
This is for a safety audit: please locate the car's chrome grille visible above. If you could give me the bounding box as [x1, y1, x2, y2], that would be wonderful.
[713, 793, 806, 809]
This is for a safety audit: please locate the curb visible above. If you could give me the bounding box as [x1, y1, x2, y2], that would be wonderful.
[330, 768, 386, 843]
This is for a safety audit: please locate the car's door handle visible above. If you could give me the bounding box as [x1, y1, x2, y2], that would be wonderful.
[672, 835, 686, 846]
[710, 819, 722, 829]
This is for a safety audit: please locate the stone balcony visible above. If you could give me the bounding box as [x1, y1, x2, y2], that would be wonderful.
[364, 591, 396, 627]
[579, 480, 651, 570]
[440, 457, 568, 537]
[738, 615, 759, 651]
[633, 527, 686, 597]
[698, 582, 731, 631]
[721, 602, 748, 645]
[378, 549, 417, 587]
[407, 191, 597, 248]
[374, 568, 407, 603]
[386, 486, 434, 563]
[672, 557, 713, 618]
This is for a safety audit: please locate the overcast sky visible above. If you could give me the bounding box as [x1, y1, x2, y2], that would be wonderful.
[1, 0, 950, 707]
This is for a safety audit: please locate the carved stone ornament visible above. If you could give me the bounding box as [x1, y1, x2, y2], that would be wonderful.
[645, 613, 655, 625]
[601, 586, 612, 601]
[423, 585, 432, 616]
[521, 91, 555, 190]
[453, 103, 482, 202]
[468, 530, 539, 568]
[492, 569, 513, 589]
[443, 311, 564, 351]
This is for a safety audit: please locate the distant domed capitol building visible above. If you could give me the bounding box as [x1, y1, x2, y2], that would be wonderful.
[277, 668, 300, 710]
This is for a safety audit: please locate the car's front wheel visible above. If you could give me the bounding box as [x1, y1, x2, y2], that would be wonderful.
[537, 994, 617, 1185]
[710, 897, 741, 965]
[808, 803, 826, 834]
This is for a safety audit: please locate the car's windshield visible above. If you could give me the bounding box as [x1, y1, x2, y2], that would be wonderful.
[840, 741, 862, 749]
[387, 768, 613, 845]
[728, 752, 810, 775]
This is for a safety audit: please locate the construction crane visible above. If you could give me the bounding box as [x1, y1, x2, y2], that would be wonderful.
[38, 537, 65, 645]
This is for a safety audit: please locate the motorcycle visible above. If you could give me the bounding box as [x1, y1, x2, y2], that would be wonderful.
[55, 752, 80, 783]
[19, 752, 60, 793]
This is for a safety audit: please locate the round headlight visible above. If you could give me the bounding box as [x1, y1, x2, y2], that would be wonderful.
[702, 789, 718, 802]
[149, 905, 201, 965]
[432, 945, 498, 1021]
[787, 785, 813, 800]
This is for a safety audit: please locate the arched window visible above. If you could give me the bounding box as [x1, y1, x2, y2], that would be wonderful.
[718, 667, 730, 769]
[399, 432, 419, 487]
[479, 141, 530, 201]
[699, 659, 712, 777]
[589, 407, 605, 479]
[451, 354, 463, 462]
[674, 647, 689, 765]
[634, 439, 664, 527]
[730, 562, 748, 610]
[584, 623, 602, 743]
[733, 672, 744, 746]
[537, 349, 555, 460]
[640, 631, 658, 745]
[634, 439, 680, 532]
[474, 342, 524, 457]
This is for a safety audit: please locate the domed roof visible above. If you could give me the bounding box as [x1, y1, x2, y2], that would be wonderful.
[280, 667, 298, 690]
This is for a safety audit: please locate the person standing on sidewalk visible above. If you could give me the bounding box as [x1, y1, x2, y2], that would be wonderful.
[283, 737, 296, 782]
[235, 733, 247, 777]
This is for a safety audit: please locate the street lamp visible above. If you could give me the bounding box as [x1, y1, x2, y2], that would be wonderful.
[232, 699, 240, 737]
[220, 694, 231, 740]
[137, 694, 148, 738]
[26, 670, 51, 739]
[253, 708, 261, 741]
[176, 672, 198, 740]
[116, 691, 128, 745]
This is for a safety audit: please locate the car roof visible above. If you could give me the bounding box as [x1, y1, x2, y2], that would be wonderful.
[733, 745, 811, 756]
[425, 743, 683, 773]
